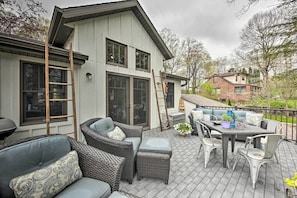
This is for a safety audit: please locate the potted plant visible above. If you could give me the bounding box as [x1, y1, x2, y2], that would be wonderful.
[173, 123, 192, 136]
[221, 114, 233, 128]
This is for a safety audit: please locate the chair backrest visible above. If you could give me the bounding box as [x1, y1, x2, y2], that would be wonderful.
[263, 134, 283, 159]
[0, 135, 71, 196]
[266, 120, 279, 133]
[89, 117, 115, 137]
[195, 121, 205, 141]
[195, 121, 212, 140]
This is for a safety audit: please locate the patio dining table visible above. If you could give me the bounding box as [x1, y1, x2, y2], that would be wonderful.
[201, 120, 274, 168]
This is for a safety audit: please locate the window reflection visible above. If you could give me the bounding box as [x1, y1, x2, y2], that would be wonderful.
[21, 61, 67, 124]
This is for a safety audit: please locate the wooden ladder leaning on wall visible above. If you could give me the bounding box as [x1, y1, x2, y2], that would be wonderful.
[45, 36, 78, 140]
[152, 69, 170, 131]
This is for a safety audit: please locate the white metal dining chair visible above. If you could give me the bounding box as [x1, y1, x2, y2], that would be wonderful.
[233, 134, 284, 189]
[203, 114, 222, 138]
[260, 120, 282, 163]
[196, 120, 225, 168]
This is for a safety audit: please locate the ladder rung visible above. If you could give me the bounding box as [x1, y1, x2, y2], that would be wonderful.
[49, 65, 71, 71]
[49, 99, 73, 102]
[49, 82, 71, 86]
[50, 115, 74, 119]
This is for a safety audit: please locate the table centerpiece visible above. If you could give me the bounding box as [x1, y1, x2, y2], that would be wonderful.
[221, 114, 233, 129]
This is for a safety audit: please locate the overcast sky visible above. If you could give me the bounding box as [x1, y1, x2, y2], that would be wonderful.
[39, 0, 279, 59]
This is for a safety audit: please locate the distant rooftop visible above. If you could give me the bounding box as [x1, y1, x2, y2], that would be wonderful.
[182, 94, 229, 107]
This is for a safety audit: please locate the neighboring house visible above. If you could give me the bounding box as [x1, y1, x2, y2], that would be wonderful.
[204, 72, 261, 103]
[0, 0, 187, 141]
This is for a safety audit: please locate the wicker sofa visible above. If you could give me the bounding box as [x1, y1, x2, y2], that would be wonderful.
[0, 134, 125, 198]
[80, 117, 143, 184]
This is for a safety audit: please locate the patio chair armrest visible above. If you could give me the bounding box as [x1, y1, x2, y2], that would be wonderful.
[68, 138, 125, 191]
[114, 121, 143, 139]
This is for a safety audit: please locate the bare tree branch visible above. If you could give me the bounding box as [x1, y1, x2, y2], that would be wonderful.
[0, 0, 48, 40]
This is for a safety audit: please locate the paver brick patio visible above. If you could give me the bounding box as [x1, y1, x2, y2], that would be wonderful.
[120, 128, 296, 197]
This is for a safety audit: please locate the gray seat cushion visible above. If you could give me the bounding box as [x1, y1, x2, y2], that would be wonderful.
[233, 110, 247, 121]
[55, 177, 111, 198]
[139, 137, 172, 156]
[213, 110, 227, 120]
[124, 137, 141, 157]
[90, 117, 115, 137]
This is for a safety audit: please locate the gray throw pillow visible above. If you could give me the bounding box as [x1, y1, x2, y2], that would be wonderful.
[9, 150, 82, 198]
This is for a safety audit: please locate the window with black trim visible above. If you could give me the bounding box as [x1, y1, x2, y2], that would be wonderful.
[136, 49, 150, 71]
[166, 82, 174, 108]
[106, 39, 127, 67]
[21, 61, 67, 124]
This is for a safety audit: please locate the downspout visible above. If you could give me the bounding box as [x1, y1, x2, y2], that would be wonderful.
[181, 80, 188, 87]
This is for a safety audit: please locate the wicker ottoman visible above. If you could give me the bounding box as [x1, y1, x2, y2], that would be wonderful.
[136, 137, 172, 184]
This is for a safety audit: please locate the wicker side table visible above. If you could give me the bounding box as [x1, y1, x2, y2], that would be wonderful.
[136, 137, 172, 184]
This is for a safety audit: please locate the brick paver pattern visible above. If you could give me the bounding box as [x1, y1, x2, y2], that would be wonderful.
[119, 128, 297, 198]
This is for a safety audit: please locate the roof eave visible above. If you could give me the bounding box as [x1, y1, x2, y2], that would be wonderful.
[48, 0, 173, 60]
[162, 72, 189, 81]
[0, 33, 88, 65]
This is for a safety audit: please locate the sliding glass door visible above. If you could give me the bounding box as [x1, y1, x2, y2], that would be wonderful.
[133, 78, 149, 126]
[107, 74, 149, 127]
[107, 75, 130, 124]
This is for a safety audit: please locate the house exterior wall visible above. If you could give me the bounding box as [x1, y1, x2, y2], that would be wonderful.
[224, 73, 247, 84]
[0, 52, 79, 141]
[67, 11, 181, 129]
[0, 10, 182, 142]
[184, 100, 196, 123]
[207, 76, 252, 103]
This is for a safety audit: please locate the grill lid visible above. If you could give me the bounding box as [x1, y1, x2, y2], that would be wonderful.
[0, 118, 17, 140]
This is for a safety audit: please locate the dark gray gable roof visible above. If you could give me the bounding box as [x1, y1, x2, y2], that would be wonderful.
[0, 33, 88, 65]
[48, 0, 173, 60]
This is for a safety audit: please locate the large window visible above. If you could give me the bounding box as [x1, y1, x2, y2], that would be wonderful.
[166, 82, 174, 108]
[234, 86, 246, 94]
[136, 49, 150, 71]
[106, 39, 127, 67]
[21, 61, 67, 124]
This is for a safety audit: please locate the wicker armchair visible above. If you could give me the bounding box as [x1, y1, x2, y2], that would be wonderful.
[80, 118, 143, 184]
[0, 134, 125, 197]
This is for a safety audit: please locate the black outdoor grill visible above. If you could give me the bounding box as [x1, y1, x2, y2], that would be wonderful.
[0, 117, 17, 140]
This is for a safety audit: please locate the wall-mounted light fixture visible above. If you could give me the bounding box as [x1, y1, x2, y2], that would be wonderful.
[86, 72, 92, 80]
[156, 82, 161, 86]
